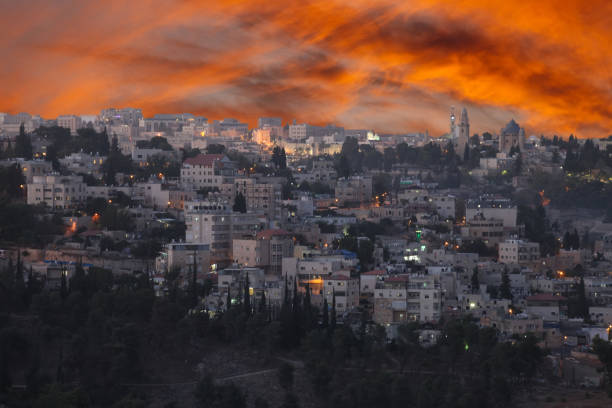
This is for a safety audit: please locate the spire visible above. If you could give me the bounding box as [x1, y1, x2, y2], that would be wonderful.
[460, 107, 469, 125]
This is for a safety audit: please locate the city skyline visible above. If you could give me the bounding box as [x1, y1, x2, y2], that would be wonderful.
[1, 0, 611, 138]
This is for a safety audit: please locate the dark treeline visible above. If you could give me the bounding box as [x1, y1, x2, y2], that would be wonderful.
[1, 256, 548, 407]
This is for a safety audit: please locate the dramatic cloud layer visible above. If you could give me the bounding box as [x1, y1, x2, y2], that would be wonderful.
[1, 0, 610, 137]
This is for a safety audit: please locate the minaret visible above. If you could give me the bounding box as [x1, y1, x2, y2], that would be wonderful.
[449, 106, 456, 137]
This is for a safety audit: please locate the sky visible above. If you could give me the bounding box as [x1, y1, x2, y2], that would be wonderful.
[1, 0, 611, 137]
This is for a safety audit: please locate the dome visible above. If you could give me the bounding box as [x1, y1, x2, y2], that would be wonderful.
[502, 119, 520, 135]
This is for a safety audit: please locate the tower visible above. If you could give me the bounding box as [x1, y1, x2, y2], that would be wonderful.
[500, 119, 525, 153]
[457, 108, 469, 152]
[449, 107, 456, 136]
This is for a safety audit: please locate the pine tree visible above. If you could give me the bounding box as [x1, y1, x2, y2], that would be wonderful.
[233, 192, 247, 213]
[226, 284, 232, 311]
[191, 250, 198, 308]
[15, 123, 33, 159]
[303, 283, 312, 328]
[499, 270, 512, 300]
[259, 290, 267, 314]
[322, 297, 329, 328]
[14, 250, 26, 310]
[330, 289, 337, 330]
[471, 267, 479, 293]
[60, 272, 68, 301]
[577, 277, 589, 319]
[244, 272, 251, 316]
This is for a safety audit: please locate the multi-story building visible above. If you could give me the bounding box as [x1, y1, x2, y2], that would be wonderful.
[294, 158, 337, 187]
[109, 124, 139, 155]
[59, 152, 105, 177]
[373, 274, 442, 324]
[218, 266, 266, 307]
[465, 196, 517, 228]
[0, 158, 53, 183]
[525, 294, 567, 322]
[156, 242, 210, 276]
[99, 108, 143, 126]
[335, 176, 372, 205]
[288, 123, 311, 140]
[210, 118, 248, 138]
[184, 199, 265, 267]
[180, 154, 235, 190]
[56, 115, 82, 135]
[232, 177, 281, 220]
[322, 274, 359, 316]
[27, 175, 87, 209]
[232, 229, 294, 274]
[257, 117, 282, 128]
[498, 239, 540, 264]
[461, 215, 506, 246]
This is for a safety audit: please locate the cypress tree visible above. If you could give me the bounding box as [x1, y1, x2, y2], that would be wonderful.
[577, 277, 589, 319]
[330, 289, 337, 330]
[60, 271, 68, 301]
[244, 272, 251, 316]
[191, 250, 198, 308]
[226, 285, 232, 311]
[259, 290, 267, 314]
[499, 270, 512, 300]
[322, 297, 329, 328]
[471, 267, 479, 293]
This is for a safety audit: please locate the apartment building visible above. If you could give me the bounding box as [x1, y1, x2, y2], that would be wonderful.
[56, 115, 82, 135]
[156, 242, 211, 276]
[462, 215, 506, 246]
[184, 199, 265, 267]
[180, 154, 235, 190]
[498, 239, 540, 264]
[27, 175, 87, 209]
[335, 176, 372, 205]
[373, 274, 442, 324]
[466, 197, 517, 228]
[232, 229, 294, 274]
[0, 158, 52, 183]
[59, 152, 105, 177]
[322, 274, 360, 316]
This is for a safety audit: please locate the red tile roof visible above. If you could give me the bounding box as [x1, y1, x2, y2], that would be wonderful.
[256, 229, 291, 239]
[362, 269, 386, 276]
[323, 274, 352, 281]
[526, 294, 567, 302]
[183, 154, 225, 167]
[385, 275, 410, 282]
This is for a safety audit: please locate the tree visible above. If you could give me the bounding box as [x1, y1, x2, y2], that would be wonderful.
[243, 272, 251, 316]
[191, 250, 198, 308]
[0, 164, 25, 199]
[330, 290, 337, 330]
[15, 124, 33, 159]
[337, 154, 351, 179]
[576, 277, 589, 319]
[233, 192, 247, 213]
[463, 143, 470, 163]
[258, 290, 267, 314]
[593, 336, 612, 394]
[471, 267, 479, 293]
[499, 270, 512, 300]
[60, 271, 68, 301]
[206, 144, 226, 154]
[322, 297, 329, 328]
[272, 146, 287, 169]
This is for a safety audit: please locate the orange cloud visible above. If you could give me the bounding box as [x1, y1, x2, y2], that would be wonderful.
[0, 0, 610, 137]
